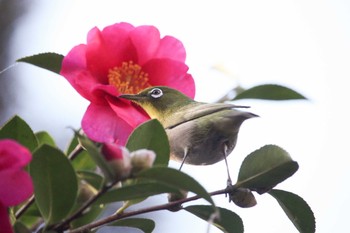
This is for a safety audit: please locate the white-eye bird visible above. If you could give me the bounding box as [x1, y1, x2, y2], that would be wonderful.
[119, 86, 258, 184]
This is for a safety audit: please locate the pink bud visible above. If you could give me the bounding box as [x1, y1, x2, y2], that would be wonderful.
[130, 149, 156, 174]
[101, 143, 132, 180]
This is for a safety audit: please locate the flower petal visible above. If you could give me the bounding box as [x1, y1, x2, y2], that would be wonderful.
[0, 169, 33, 206]
[106, 96, 149, 128]
[0, 204, 13, 233]
[144, 59, 195, 98]
[86, 25, 137, 81]
[60, 44, 101, 101]
[82, 104, 134, 145]
[130, 25, 161, 65]
[102, 22, 137, 64]
[155, 36, 186, 62]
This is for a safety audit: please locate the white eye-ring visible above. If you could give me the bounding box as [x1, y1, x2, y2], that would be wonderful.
[149, 88, 163, 99]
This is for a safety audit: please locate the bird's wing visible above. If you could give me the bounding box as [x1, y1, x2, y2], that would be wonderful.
[164, 103, 250, 129]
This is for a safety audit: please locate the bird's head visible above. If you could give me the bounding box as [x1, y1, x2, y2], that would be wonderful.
[119, 86, 194, 121]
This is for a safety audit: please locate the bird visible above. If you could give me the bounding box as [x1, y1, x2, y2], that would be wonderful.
[119, 86, 258, 185]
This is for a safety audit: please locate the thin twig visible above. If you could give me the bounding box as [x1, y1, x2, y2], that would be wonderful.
[15, 196, 35, 219]
[68, 189, 228, 233]
[68, 143, 84, 160]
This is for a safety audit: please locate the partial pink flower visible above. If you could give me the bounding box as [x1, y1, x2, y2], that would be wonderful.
[0, 139, 33, 233]
[61, 22, 195, 145]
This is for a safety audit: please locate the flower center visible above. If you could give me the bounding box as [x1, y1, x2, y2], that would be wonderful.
[108, 61, 151, 94]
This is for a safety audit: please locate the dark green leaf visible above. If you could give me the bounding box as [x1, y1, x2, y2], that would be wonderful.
[95, 181, 180, 205]
[185, 205, 243, 233]
[237, 145, 298, 193]
[108, 218, 155, 233]
[66, 134, 97, 170]
[35, 131, 56, 147]
[66, 134, 79, 155]
[77, 134, 115, 182]
[77, 171, 104, 190]
[137, 167, 215, 206]
[269, 189, 315, 233]
[71, 150, 97, 171]
[17, 52, 64, 74]
[29, 145, 78, 224]
[233, 84, 307, 101]
[0, 115, 38, 151]
[126, 119, 170, 166]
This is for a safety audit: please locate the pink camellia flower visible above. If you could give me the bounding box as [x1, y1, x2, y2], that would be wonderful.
[0, 139, 33, 233]
[61, 22, 195, 144]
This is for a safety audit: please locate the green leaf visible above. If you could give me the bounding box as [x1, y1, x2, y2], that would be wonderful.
[237, 145, 299, 193]
[71, 150, 97, 171]
[108, 218, 155, 233]
[137, 167, 215, 206]
[65, 134, 96, 170]
[0, 115, 38, 151]
[95, 181, 181, 205]
[233, 84, 307, 101]
[66, 134, 80, 154]
[269, 189, 315, 233]
[17, 52, 64, 74]
[29, 145, 78, 224]
[185, 205, 243, 233]
[35, 131, 56, 147]
[77, 134, 115, 182]
[126, 119, 170, 166]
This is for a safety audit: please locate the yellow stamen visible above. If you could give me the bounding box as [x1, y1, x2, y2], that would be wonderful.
[108, 61, 151, 94]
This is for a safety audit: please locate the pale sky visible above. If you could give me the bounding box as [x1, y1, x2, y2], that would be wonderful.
[5, 1, 350, 232]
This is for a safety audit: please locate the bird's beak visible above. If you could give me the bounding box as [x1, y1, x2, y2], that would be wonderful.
[119, 94, 142, 101]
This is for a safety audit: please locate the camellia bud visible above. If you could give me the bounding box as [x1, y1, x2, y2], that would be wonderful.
[130, 149, 156, 174]
[101, 143, 132, 180]
[229, 187, 257, 208]
[76, 181, 98, 206]
[167, 189, 189, 212]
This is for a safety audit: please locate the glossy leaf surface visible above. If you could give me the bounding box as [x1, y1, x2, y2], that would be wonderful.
[126, 119, 169, 166]
[17, 52, 64, 74]
[237, 145, 298, 193]
[269, 189, 315, 233]
[30, 145, 78, 224]
[234, 84, 306, 100]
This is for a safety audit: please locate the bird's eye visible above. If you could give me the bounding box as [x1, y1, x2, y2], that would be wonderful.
[149, 88, 163, 99]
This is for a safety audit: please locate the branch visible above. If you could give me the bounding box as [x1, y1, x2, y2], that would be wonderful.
[68, 188, 228, 233]
[50, 180, 119, 232]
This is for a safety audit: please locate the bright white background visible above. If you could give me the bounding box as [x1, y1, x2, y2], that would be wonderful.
[3, 1, 350, 232]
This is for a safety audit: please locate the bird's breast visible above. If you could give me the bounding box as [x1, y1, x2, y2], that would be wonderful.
[165, 110, 241, 165]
